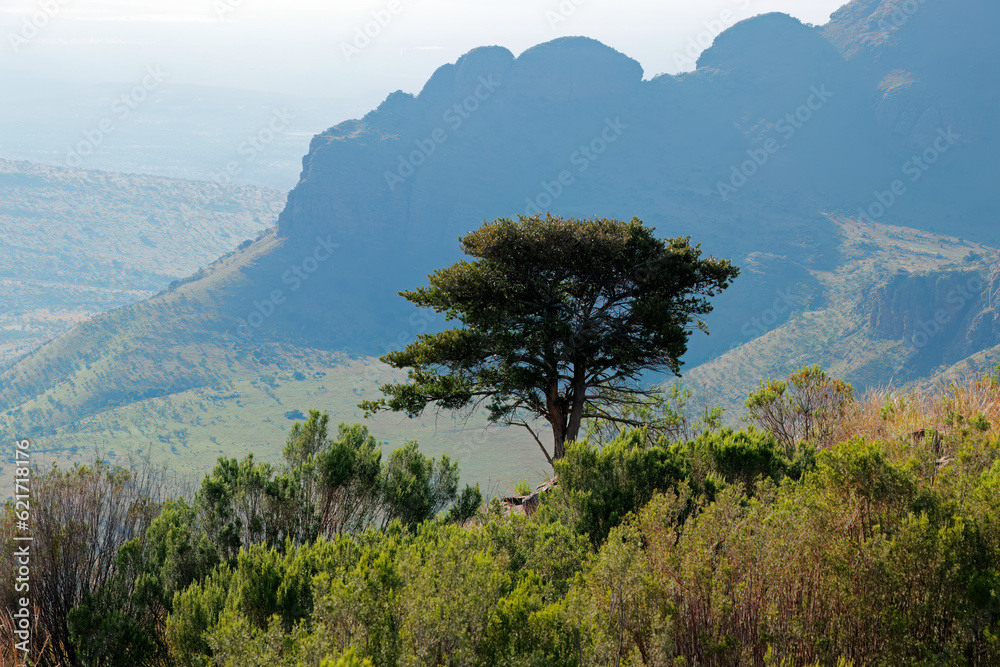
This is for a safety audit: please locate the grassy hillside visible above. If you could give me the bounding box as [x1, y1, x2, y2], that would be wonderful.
[0, 159, 286, 365]
[0, 229, 547, 491]
[0, 348, 545, 495]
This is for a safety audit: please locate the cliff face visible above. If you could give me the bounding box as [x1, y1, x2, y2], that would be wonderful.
[200, 0, 1000, 361]
[825, 0, 999, 153]
[862, 266, 1000, 372]
[245, 31, 847, 354]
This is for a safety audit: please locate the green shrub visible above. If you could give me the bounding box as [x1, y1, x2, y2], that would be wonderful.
[538, 429, 689, 546]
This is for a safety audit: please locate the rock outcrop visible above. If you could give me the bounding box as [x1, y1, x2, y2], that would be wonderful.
[861, 265, 1000, 372]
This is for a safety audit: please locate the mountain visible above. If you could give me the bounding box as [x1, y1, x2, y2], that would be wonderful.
[2, 0, 998, 489]
[0, 159, 284, 365]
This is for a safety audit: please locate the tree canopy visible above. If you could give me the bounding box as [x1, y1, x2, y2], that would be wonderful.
[361, 214, 740, 462]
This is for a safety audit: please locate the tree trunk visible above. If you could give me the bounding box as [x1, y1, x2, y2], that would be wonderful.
[564, 365, 588, 448]
[553, 430, 566, 460]
[546, 379, 569, 460]
[550, 415, 567, 460]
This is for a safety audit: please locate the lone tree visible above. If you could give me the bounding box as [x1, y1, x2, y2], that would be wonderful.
[360, 214, 739, 464]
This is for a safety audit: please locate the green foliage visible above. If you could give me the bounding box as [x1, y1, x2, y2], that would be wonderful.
[538, 428, 789, 551]
[46, 418, 462, 667]
[483, 513, 590, 601]
[287, 416, 383, 537]
[0, 459, 164, 667]
[19, 391, 1000, 666]
[986, 363, 1000, 387]
[319, 648, 373, 667]
[193, 414, 461, 560]
[196, 453, 290, 557]
[284, 409, 332, 470]
[566, 520, 673, 665]
[380, 441, 460, 528]
[682, 427, 791, 494]
[745, 365, 855, 455]
[446, 483, 484, 524]
[117, 423, 1000, 665]
[539, 429, 690, 546]
[141, 500, 219, 606]
[68, 559, 169, 667]
[362, 213, 739, 461]
[68, 498, 218, 666]
[166, 565, 233, 666]
[311, 534, 406, 666]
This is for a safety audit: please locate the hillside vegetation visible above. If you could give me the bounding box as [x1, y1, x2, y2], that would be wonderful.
[2, 217, 992, 496]
[689, 217, 1000, 416]
[0, 159, 285, 365]
[4, 369, 1000, 666]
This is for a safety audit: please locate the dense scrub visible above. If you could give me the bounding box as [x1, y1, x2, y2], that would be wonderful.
[3, 370, 1000, 665]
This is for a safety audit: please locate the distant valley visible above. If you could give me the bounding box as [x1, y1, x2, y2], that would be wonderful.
[0, 159, 285, 365]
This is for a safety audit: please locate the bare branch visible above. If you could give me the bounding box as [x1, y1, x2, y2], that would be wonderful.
[515, 421, 554, 468]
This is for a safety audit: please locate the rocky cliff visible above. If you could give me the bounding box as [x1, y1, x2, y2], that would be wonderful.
[860, 262, 1000, 371]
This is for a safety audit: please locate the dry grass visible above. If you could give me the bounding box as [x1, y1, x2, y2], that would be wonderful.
[829, 371, 1000, 482]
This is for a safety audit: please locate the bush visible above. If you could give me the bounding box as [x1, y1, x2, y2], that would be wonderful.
[0, 461, 165, 667]
[538, 429, 689, 546]
[380, 441, 459, 528]
[446, 483, 483, 524]
[683, 427, 790, 494]
[21, 381, 1000, 666]
[745, 365, 855, 455]
[320, 648, 373, 667]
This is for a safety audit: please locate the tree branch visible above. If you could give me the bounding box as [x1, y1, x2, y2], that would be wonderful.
[516, 421, 554, 468]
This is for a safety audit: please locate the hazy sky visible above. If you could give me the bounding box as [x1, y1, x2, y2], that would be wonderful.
[4, 0, 849, 115]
